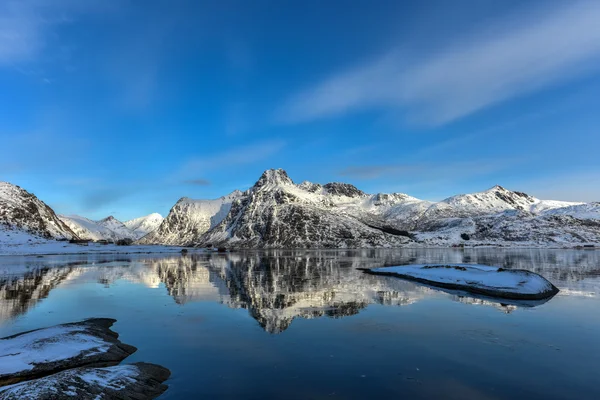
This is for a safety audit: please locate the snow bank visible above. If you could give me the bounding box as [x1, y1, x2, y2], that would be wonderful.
[363, 264, 559, 300]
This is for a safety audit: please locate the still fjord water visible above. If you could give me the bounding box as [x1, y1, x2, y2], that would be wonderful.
[0, 249, 599, 399]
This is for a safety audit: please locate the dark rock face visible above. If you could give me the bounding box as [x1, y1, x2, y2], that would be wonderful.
[0, 362, 170, 400]
[0, 318, 137, 386]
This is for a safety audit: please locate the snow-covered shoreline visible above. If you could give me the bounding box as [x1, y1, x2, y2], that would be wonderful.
[363, 263, 560, 300]
[1, 241, 597, 257]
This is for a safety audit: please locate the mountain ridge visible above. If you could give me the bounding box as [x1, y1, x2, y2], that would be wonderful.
[1, 172, 599, 248]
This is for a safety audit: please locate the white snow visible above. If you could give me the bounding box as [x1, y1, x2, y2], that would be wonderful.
[370, 263, 556, 296]
[0, 365, 140, 398]
[0, 326, 109, 375]
[78, 365, 138, 390]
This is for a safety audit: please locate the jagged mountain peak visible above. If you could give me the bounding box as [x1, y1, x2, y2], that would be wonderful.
[254, 169, 293, 188]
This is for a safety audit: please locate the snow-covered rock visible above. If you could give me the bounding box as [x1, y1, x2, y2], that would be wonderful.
[0, 182, 77, 240]
[365, 263, 559, 300]
[0, 362, 170, 400]
[138, 191, 243, 245]
[124, 213, 164, 239]
[0, 318, 136, 385]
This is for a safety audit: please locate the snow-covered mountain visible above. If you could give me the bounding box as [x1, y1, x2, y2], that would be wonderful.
[198, 169, 413, 248]
[124, 213, 164, 239]
[148, 169, 599, 248]
[138, 191, 243, 245]
[59, 214, 163, 242]
[2, 172, 599, 249]
[0, 182, 77, 240]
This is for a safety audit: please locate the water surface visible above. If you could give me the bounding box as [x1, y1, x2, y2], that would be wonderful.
[1, 249, 599, 399]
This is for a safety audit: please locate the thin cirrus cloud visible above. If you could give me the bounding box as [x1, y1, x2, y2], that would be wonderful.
[184, 179, 211, 186]
[278, 1, 600, 126]
[339, 158, 523, 181]
[0, 0, 115, 66]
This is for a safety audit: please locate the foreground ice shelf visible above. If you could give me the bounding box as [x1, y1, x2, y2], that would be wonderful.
[362, 263, 559, 300]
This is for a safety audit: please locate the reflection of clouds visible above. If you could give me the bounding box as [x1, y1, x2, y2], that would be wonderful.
[1, 248, 599, 332]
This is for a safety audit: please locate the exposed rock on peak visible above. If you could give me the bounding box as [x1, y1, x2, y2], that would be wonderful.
[323, 182, 365, 198]
[254, 169, 293, 188]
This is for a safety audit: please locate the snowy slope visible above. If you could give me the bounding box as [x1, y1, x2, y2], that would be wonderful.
[124, 213, 163, 239]
[542, 202, 600, 220]
[96, 216, 133, 240]
[138, 191, 243, 245]
[0, 182, 77, 240]
[413, 185, 580, 230]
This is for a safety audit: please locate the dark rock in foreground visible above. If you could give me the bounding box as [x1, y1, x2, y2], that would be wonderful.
[0, 362, 170, 400]
[0, 318, 136, 386]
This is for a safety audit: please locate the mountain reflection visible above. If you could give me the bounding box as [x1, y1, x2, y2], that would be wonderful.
[1, 249, 599, 333]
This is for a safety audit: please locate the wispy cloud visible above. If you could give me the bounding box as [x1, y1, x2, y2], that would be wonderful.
[184, 179, 211, 186]
[178, 140, 286, 176]
[0, 0, 114, 66]
[278, 1, 600, 125]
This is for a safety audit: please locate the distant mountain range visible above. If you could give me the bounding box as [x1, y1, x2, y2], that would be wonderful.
[0, 181, 162, 243]
[2, 170, 600, 248]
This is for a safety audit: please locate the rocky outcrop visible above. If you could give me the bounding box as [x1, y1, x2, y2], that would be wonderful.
[0, 362, 170, 400]
[0, 318, 136, 386]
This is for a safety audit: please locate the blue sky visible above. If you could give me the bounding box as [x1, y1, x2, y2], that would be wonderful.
[1, 0, 600, 221]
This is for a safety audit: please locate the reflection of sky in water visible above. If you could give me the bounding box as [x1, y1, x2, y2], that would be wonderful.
[0, 249, 599, 399]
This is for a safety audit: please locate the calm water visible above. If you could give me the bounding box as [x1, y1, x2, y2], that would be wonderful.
[1, 249, 599, 399]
